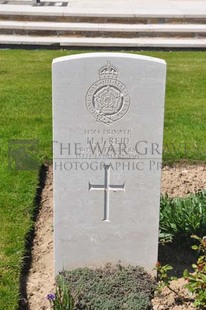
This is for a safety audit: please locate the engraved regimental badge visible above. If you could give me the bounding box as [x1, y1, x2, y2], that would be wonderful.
[86, 62, 130, 125]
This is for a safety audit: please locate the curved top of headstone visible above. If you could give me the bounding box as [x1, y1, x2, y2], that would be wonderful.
[52, 52, 166, 66]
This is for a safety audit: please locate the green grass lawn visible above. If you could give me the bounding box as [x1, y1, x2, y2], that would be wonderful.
[0, 50, 206, 309]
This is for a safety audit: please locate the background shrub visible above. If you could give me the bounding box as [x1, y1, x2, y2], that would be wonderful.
[61, 264, 155, 310]
[159, 191, 206, 245]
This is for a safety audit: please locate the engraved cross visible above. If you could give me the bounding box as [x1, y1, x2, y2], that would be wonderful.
[89, 164, 125, 222]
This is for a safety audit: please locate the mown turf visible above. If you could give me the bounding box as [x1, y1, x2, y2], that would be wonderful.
[145, 51, 206, 162]
[0, 50, 205, 309]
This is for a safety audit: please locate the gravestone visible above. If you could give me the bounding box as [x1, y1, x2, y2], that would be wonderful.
[53, 53, 166, 274]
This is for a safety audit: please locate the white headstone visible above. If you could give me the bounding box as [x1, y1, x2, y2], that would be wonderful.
[53, 53, 166, 274]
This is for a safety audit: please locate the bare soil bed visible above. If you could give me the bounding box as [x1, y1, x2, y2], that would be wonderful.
[25, 164, 206, 310]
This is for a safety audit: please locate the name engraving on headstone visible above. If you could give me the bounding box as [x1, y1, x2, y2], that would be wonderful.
[89, 164, 125, 222]
[86, 62, 130, 126]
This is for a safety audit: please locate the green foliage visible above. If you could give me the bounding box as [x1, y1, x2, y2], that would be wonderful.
[184, 235, 206, 309]
[47, 276, 74, 310]
[61, 264, 155, 309]
[159, 191, 206, 244]
[154, 263, 176, 291]
[156, 235, 206, 309]
[154, 262, 186, 303]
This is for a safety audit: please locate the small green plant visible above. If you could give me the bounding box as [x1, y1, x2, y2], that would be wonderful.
[47, 276, 74, 310]
[159, 191, 206, 245]
[183, 235, 206, 309]
[154, 262, 181, 296]
[61, 263, 155, 309]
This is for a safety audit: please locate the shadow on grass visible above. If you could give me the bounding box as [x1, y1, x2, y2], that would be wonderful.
[18, 164, 48, 310]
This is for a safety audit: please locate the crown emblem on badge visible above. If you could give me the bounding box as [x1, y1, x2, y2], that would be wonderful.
[86, 61, 130, 126]
[99, 62, 118, 80]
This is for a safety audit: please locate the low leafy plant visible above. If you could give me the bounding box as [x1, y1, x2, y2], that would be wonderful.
[61, 263, 155, 309]
[154, 261, 192, 307]
[47, 276, 74, 310]
[156, 235, 206, 309]
[154, 262, 178, 293]
[183, 235, 206, 309]
[159, 191, 206, 245]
